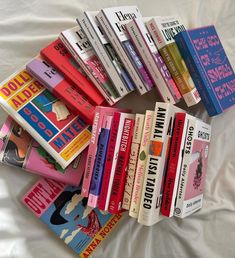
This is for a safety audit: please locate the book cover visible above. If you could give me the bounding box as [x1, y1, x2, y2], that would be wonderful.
[88, 115, 112, 208]
[97, 6, 153, 95]
[82, 106, 128, 197]
[60, 25, 120, 105]
[26, 56, 95, 124]
[147, 16, 201, 107]
[22, 178, 123, 257]
[161, 112, 189, 217]
[81, 12, 132, 96]
[174, 25, 235, 116]
[98, 112, 134, 211]
[129, 110, 154, 218]
[0, 67, 91, 168]
[126, 18, 181, 104]
[122, 114, 145, 210]
[40, 39, 105, 106]
[0, 116, 87, 185]
[174, 118, 211, 218]
[108, 117, 135, 213]
[138, 102, 182, 226]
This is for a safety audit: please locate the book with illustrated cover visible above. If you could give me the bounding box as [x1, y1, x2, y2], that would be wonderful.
[80, 11, 132, 96]
[175, 25, 235, 116]
[0, 67, 91, 168]
[60, 25, 120, 105]
[96, 6, 154, 95]
[22, 177, 123, 258]
[40, 39, 105, 106]
[0, 117, 87, 185]
[126, 18, 181, 104]
[26, 56, 95, 124]
[147, 16, 201, 107]
[174, 117, 211, 218]
[122, 114, 145, 210]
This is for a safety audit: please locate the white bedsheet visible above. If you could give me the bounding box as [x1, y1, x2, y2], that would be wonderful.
[0, 0, 235, 257]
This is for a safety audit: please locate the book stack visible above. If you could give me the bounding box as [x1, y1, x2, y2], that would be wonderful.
[0, 3, 235, 257]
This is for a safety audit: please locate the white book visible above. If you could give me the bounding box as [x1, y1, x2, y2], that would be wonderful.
[96, 6, 154, 95]
[81, 11, 131, 97]
[125, 18, 181, 104]
[60, 26, 120, 105]
[138, 102, 183, 226]
[129, 110, 154, 218]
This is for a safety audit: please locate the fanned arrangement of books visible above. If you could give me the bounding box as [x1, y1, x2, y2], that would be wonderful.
[0, 5, 235, 257]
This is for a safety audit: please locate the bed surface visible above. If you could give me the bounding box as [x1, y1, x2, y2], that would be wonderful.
[0, 0, 235, 257]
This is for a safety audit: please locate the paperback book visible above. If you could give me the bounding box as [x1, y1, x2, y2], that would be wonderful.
[0, 67, 91, 168]
[0, 117, 87, 185]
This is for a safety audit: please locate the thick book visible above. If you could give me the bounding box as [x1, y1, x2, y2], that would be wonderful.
[122, 114, 145, 210]
[22, 178, 123, 257]
[96, 6, 154, 95]
[98, 112, 134, 211]
[60, 25, 120, 105]
[82, 106, 128, 197]
[108, 117, 135, 213]
[138, 102, 182, 226]
[0, 117, 87, 185]
[129, 110, 154, 218]
[161, 112, 189, 217]
[174, 117, 211, 218]
[126, 18, 181, 104]
[40, 39, 105, 106]
[88, 115, 112, 208]
[174, 25, 235, 116]
[26, 56, 95, 124]
[147, 16, 201, 107]
[0, 67, 91, 168]
[80, 11, 132, 96]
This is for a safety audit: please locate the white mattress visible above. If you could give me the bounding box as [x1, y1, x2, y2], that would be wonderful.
[0, 0, 235, 257]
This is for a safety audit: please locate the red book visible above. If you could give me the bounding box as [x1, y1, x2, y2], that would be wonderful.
[161, 112, 188, 217]
[108, 117, 135, 214]
[98, 112, 121, 211]
[40, 39, 105, 106]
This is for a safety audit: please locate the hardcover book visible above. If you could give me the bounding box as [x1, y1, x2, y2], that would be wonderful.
[0, 117, 87, 185]
[80, 11, 132, 96]
[147, 16, 201, 107]
[126, 18, 181, 104]
[60, 25, 120, 105]
[26, 56, 95, 124]
[174, 25, 235, 116]
[129, 110, 154, 218]
[138, 102, 182, 226]
[96, 6, 154, 95]
[122, 114, 145, 210]
[22, 178, 123, 258]
[0, 67, 91, 168]
[40, 39, 105, 106]
[174, 117, 211, 218]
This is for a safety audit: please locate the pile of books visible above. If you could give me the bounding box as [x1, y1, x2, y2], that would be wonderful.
[0, 4, 235, 257]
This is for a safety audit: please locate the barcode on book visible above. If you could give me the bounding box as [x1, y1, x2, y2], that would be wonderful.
[162, 21, 179, 28]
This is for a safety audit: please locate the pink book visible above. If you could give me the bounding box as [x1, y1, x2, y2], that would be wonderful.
[82, 106, 130, 197]
[0, 117, 87, 185]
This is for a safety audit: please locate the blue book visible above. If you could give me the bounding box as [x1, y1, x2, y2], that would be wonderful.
[175, 25, 235, 116]
[88, 115, 112, 208]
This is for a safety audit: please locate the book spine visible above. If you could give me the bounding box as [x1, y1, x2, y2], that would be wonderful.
[88, 116, 112, 208]
[161, 113, 187, 217]
[174, 32, 222, 116]
[122, 114, 145, 210]
[97, 11, 147, 95]
[98, 112, 121, 210]
[174, 117, 197, 218]
[81, 15, 129, 97]
[129, 111, 153, 218]
[108, 118, 135, 213]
